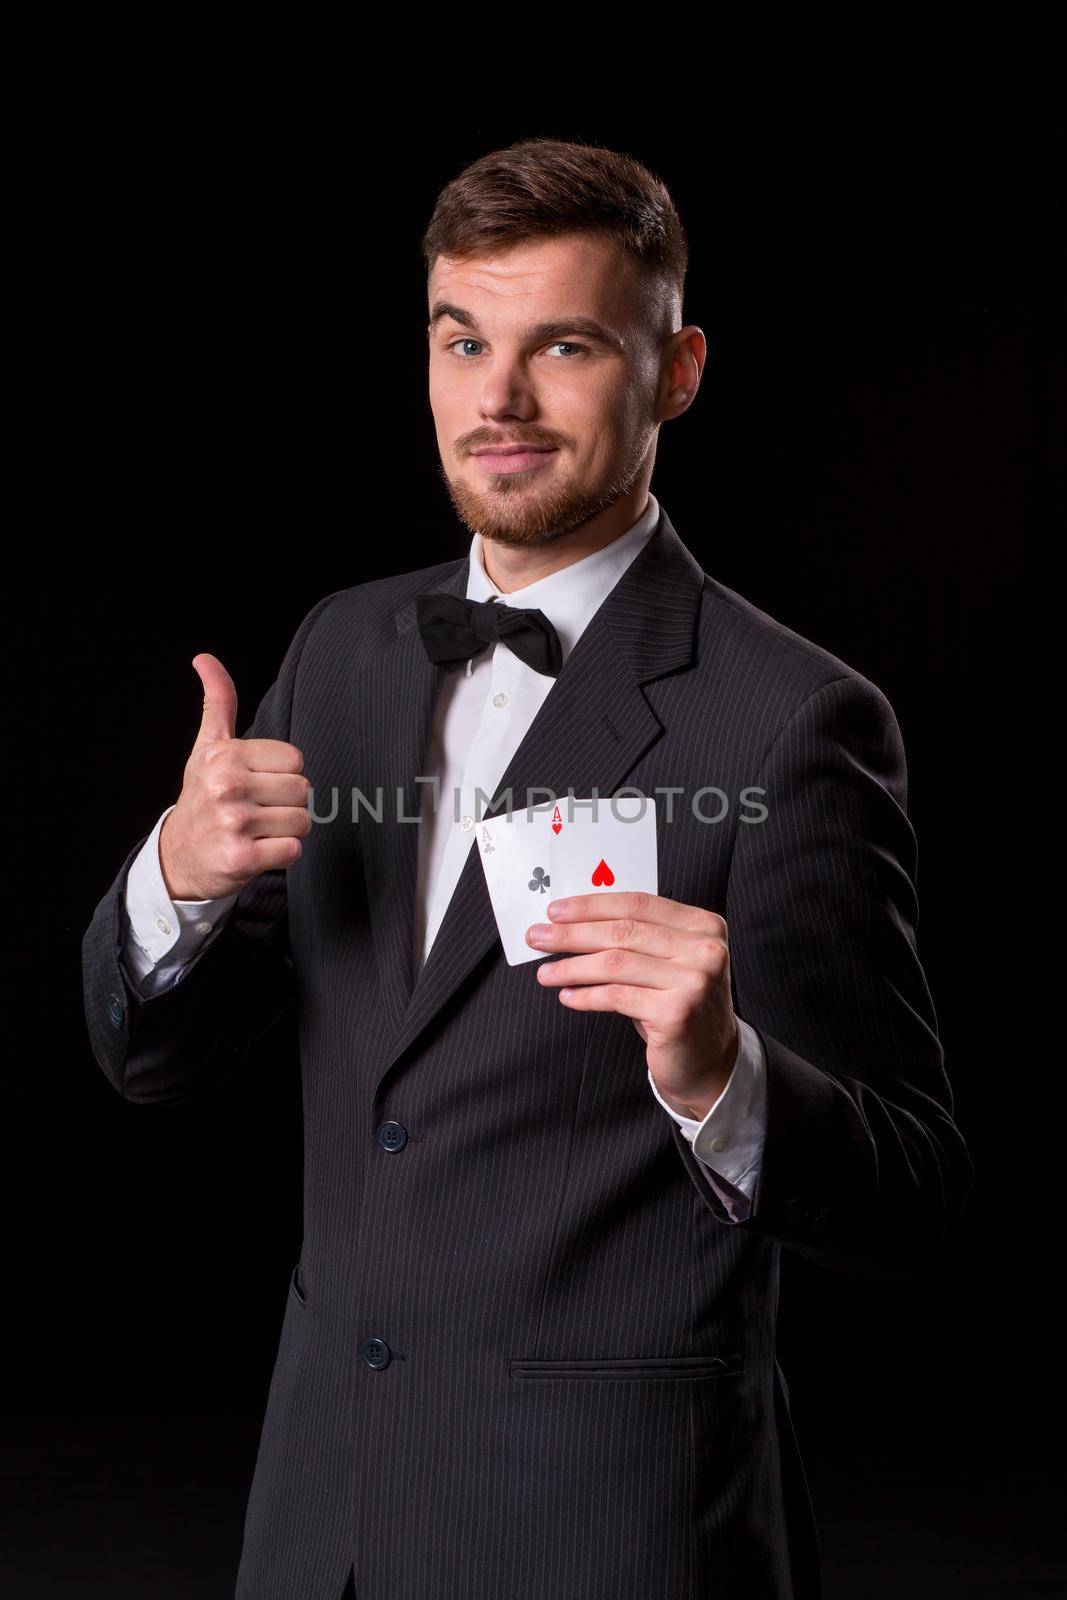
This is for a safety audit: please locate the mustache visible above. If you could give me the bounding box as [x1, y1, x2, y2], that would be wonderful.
[461, 430, 565, 454]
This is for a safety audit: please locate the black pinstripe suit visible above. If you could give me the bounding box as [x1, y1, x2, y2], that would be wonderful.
[82, 504, 974, 1598]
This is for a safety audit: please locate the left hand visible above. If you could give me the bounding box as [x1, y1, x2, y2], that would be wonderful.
[526, 891, 739, 1120]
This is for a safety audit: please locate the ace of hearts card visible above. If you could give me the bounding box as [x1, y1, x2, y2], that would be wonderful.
[476, 796, 658, 965]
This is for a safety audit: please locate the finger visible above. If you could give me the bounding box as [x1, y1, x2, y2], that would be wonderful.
[528, 912, 725, 966]
[529, 914, 679, 959]
[246, 834, 305, 874]
[553, 980, 680, 1025]
[238, 737, 305, 774]
[547, 890, 727, 942]
[537, 949, 692, 992]
[244, 770, 311, 808]
[192, 654, 238, 745]
[239, 804, 313, 840]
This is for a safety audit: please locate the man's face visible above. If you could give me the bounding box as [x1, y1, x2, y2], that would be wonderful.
[427, 233, 667, 547]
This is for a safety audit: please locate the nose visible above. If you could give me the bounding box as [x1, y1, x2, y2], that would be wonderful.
[478, 357, 537, 423]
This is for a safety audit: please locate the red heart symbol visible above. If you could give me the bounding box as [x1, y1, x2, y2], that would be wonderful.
[591, 859, 614, 887]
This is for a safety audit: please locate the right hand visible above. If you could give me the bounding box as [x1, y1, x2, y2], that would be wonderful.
[158, 653, 312, 902]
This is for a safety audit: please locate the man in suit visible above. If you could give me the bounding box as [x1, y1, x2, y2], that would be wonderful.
[82, 138, 974, 1599]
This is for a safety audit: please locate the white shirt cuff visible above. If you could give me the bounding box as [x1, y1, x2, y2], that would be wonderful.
[123, 804, 239, 976]
[647, 1015, 767, 1193]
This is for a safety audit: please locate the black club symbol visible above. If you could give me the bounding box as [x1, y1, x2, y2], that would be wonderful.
[529, 866, 551, 894]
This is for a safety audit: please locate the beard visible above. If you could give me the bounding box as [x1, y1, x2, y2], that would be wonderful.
[439, 438, 654, 550]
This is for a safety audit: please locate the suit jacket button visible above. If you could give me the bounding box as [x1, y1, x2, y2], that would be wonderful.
[106, 992, 125, 1031]
[377, 1121, 408, 1152]
[361, 1338, 392, 1370]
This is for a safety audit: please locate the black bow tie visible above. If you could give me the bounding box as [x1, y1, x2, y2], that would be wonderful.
[415, 591, 563, 679]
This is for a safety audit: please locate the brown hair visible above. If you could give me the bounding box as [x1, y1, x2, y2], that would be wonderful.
[421, 137, 688, 342]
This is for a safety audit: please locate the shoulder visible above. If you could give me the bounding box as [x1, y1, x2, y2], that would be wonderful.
[695, 572, 903, 770]
[296, 554, 466, 663]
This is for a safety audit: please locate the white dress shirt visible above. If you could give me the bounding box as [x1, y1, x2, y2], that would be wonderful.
[122, 492, 767, 1219]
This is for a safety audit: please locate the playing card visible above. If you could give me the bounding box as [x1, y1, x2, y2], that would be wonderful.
[549, 795, 658, 906]
[475, 802, 558, 965]
[477, 795, 658, 965]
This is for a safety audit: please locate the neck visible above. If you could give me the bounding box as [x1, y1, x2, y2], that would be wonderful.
[480, 486, 651, 594]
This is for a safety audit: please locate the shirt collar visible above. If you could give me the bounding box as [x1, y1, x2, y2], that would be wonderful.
[464, 492, 660, 668]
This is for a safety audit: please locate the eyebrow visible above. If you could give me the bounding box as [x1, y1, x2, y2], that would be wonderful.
[428, 301, 625, 354]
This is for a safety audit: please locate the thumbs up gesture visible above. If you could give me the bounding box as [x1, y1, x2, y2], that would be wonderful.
[158, 653, 312, 901]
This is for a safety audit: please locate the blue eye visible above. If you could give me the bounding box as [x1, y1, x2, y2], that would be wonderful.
[444, 339, 587, 360]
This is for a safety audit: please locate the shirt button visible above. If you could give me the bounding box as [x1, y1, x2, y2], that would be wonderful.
[195, 921, 213, 935]
[710, 1135, 731, 1152]
[492, 691, 508, 708]
[459, 815, 474, 831]
[156, 917, 171, 935]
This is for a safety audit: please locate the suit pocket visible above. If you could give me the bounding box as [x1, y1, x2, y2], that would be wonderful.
[509, 1352, 742, 1381]
[289, 1261, 309, 1310]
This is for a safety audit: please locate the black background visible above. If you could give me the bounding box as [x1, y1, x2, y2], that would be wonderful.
[6, 70, 1060, 1600]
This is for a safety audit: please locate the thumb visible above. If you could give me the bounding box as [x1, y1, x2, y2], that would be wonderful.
[191, 653, 238, 745]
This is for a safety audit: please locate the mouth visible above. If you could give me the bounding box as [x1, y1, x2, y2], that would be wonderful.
[470, 446, 558, 476]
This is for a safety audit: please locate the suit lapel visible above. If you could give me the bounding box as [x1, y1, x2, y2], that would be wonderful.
[359, 558, 467, 1045]
[361, 505, 706, 1086]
